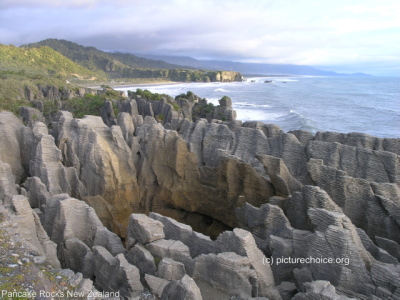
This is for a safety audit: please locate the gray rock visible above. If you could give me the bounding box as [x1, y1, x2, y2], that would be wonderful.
[92, 246, 144, 297]
[235, 202, 293, 253]
[9, 195, 60, 268]
[212, 96, 236, 121]
[0, 112, 25, 183]
[146, 239, 194, 275]
[116, 112, 135, 148]
[0, 158, 18, 206]
[370, 262, 400, 299]
[145, 274, 169, 297]
[292, 280, 354, 300]
[356, 228, 398, 264]
[315, 131, 400, 156]
[52, 113, 140, 237]
[93, 227, 125, 256]
[308, 158, 400, 243]
[192, 252, 256, 299]
[116, 253, 145, 298]
[23, 176, 51, 209]
[158, 257, 186, 280]
[149, 212, 216, 257]
[29, 122, 77, 196]
[257, 155, 303, 197]
[376, 236, 400, 261]
[100, 99, 116, 127]
[118, 99, 139, 117]
[126, 243, 156, 277]
[161, 274, 202, 300]
[45, 195, 125, 271]
[63, 237, 91, 273]
[285, 185, 342, 231]
[127, 213, 165, 247]
[19, 106, 44, 128]
[243, 121, 283, 138]
[307, 140, 399, 184]
[215, 228, 281, 299]
[288, 130, 314, 147]
[276, 281, 297, 300]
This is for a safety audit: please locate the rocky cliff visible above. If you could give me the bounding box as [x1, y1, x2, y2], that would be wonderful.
[0, 90, 399, 299]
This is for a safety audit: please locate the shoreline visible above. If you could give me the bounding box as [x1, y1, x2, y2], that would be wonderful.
[85, 81, 181, 90]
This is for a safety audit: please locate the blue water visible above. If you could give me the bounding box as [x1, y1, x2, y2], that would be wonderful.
[116, 76, 400, 138]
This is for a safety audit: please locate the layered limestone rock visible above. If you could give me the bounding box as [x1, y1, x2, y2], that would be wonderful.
[308, 158, 400, 243]
[51, 112, 140, 236]
[92, 246, 144, 297]
[0, 112, 25, 183]
[307, 140, 399, 184]
[136, 121, 274, 228]
[0, 158, 19, 206]
[8, 195, 60, 267]
[315, 131, 400, 156]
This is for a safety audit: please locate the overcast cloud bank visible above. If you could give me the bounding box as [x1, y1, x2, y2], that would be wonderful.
[1, 0, 399, 75]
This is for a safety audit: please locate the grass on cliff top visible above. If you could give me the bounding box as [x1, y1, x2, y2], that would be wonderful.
[0, 44, 104, 80]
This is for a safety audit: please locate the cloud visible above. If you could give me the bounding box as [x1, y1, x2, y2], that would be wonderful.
[0, 0, 399, 74]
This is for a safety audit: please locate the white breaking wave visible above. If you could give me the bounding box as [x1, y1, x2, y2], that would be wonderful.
[236, 108, 285, 121]
[234, 102, 270, 108]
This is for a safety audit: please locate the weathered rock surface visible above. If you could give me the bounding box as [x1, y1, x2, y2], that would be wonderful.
[126, 243, 157, 278]
[0, 112, 25, 183]
[145, 274, 169, 298]
[192, 252, 258, 299]
[292, 280, 353, 300]
[0, 158, 19, 206]
[150, 212, 216, 257]
[308, 158, 400, 243]
[215, 228, 281, 299]
[160, 274, 202, 300]
[92, 246, 144, 297]
[126, 213, 165, 247]
[307, 140, 399, 184]
[8, 195, 60, 268]
[158, 257, 186, 280]
[52, 112, 140, 236]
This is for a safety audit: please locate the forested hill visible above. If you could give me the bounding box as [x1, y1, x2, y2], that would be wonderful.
[23, 39, 190, 73]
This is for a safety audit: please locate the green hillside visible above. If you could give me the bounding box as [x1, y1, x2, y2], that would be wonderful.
[24, 39, 186, 74]
[0, 44, 102, 79]
[23, 39, 242, 83]
[0, 44, 106, 112]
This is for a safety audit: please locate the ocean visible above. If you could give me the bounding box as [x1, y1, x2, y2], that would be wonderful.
[115, 76, 400, 138]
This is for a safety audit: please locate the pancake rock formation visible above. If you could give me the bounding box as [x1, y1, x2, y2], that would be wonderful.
[0, 90, 399, 299]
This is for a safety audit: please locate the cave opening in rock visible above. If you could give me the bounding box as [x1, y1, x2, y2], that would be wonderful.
[158, 205, 233, 240]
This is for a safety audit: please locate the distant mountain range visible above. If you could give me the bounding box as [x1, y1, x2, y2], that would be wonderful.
[133, 54, 371, 77]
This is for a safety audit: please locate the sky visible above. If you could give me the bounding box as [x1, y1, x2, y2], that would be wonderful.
[1, 0, 400, 75]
